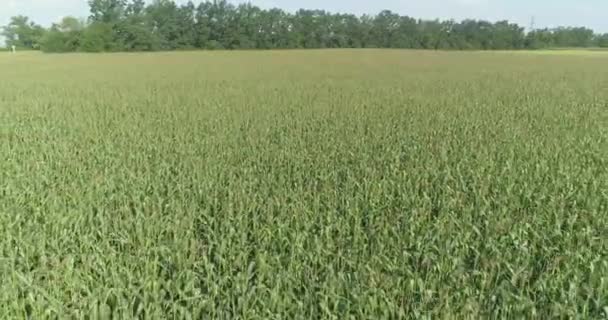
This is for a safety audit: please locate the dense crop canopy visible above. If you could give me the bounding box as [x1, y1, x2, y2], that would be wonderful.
[0, 50, 607, 318]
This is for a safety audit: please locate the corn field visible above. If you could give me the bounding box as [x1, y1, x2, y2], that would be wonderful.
[0, 50, 607, 318]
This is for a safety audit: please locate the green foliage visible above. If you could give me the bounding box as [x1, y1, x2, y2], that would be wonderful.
[115, 21, 161, 51]
[0, 50, 607, 318]
[526, 27, 597, 49]
[89, 0, 128, 23]
[4, 0, 607, 53]
[39, 17, 84, 52]
[113, 0, 161, 51]
[597, 34, 608, 48]
[80, 23, 115, 52]
[1, 15, 45, 49]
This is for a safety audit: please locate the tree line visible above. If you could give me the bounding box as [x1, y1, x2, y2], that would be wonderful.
[3, 0, 608, 53]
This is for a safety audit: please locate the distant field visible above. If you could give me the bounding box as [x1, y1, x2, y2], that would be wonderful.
[1, 50, 607, 318]
[522, 49, 608, 56]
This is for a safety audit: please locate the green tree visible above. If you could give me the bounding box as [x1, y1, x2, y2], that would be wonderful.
[1, 16, 46, 49]
[597, 34, 608, 47]
[553, 27, 594, 47]
[491, 21, 525, 50]
[80, 22, 115, 52]
[175, 2, 197, 49]
[370, 10, 401, 48]
[114, 0, 161, 51]
[146, 0, 180, 49]
[40, 17, 84, 52]
[194, 1, 212, 48]
[89, 0, 127, 23]
[525, 29, 555, 49]
[194, 0, 234, 50]
[11, 0, 608, 53]
[416, 20, 445, 49]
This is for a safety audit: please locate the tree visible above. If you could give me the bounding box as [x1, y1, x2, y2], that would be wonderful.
[9, 0, 608, 53]
[369, 10, 401, 48]
[146, 0, 180, 49]
[525, 29, 554, 49]
[552, 27, 594, 47]
[80, 22, 115, 52]
[175, 2, 197, 49]
[40, 17, 85, 52]
[89, 0, 127, 23]
[194, 1, 213, 48]
[491, 21, 525, 50]
[597, 34, 608, 48]
[416, 20, 445, 49]
[1, 16, 46, 49]
[113, 0, 161, 51]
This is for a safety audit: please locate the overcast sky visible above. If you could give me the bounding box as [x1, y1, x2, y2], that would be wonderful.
[2, 0, 607, 33]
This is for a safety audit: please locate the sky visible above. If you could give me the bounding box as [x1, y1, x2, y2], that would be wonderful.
[2, 0, 607, 33]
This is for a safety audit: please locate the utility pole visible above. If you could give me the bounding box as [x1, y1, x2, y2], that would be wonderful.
[529, 16, 536, 32]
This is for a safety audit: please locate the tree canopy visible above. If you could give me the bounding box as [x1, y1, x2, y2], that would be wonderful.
[1, 16, 45, 49]
[3, 0, 608, 52]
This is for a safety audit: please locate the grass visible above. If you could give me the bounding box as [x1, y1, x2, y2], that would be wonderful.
[520, 49, 608, 56]
[0, 49, 607, 319]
